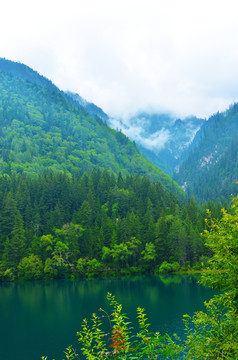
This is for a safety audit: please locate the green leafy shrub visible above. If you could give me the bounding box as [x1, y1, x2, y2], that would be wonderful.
[183, 197, 238, 359]
[2, 267, 16, 281]
[42, 293, 183, 359]
[78, 293, 183, 359]
[156, 261, 180, 273]
[18, 254, 43, 280]
[76, 258, 104, 277]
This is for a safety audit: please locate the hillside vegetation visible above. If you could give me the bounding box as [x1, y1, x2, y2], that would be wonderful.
[175, 103, 238, 202]
[0, 64, 181, 195]
[0, 170, 207, 281]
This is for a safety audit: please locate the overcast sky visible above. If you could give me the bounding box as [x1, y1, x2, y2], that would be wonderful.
[1, 0, 238, 119]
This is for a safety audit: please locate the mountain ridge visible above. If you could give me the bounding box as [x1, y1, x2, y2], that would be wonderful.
[0, 57, 204, 181]
[174, 103, 238, 201]
[65, 91, 109, 123]
[0, 58, 182, 196]
[4, 57, 238, 203]
[0, 57, 59, 93]
[109, 112, 205, 176]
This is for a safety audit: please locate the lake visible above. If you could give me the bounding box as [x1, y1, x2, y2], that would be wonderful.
[0, 275, 215, 360]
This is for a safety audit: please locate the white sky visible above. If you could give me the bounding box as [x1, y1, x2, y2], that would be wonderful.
[1, 0, 238, 119]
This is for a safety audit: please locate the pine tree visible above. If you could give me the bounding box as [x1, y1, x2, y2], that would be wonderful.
[2, 210, 26, 267]
[0, 192, 18, 237]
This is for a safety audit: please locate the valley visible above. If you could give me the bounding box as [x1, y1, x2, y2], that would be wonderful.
[0, 58, 237, 359]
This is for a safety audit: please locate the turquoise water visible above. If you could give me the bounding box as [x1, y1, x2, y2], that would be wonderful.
[0, 275, 215, 360]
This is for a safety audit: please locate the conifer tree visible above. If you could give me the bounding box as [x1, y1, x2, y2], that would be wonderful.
[2, 210, 25, 267]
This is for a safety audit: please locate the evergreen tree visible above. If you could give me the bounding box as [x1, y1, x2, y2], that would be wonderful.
[2, 210, 25, 267]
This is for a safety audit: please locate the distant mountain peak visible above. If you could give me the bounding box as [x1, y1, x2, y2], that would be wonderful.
[109, 111, 205, 176]
[0, 58, 109, 124]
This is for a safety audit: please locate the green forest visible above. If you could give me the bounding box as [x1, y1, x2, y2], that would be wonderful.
[0, 170, 213, 281]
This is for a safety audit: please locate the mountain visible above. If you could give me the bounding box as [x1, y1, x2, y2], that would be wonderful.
[0, 57, 59, 93]
[109, 112, 205, 176]
[0, 58, 182, 195]
[174, 103, 238, 202]
[0, 58, 108, 122]
[65, 91, 109, 123]
[0, 59, 209, 282]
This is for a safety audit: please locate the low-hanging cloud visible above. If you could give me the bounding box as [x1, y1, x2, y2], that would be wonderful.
[138, 129, 171, 151]
[109, 117, 171, 152]
[1, 0, 238, 119]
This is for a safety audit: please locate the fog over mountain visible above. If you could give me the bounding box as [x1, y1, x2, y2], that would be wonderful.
[2, 1, 238, 121]
[109, 112, 205, 175]
[0, 57, 204, 177]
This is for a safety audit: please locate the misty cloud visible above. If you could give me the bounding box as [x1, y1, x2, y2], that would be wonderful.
[1, 0, 238, 119]
[138, 129, 171, 151]
[109, 117, 170, 151]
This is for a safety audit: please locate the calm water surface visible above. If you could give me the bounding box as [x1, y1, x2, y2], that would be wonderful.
[0, 275, 215, 360]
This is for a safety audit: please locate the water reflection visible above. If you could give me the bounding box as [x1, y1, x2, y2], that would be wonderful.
[0, 275, 215, 360]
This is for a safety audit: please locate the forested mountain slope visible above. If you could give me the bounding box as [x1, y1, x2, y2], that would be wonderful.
[66, 91, 109, 123]
[175, 103, 238, 202]
[0, 61, 181, 195]
[0, 58, 108, 121]
[0, 57, 59, 93]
